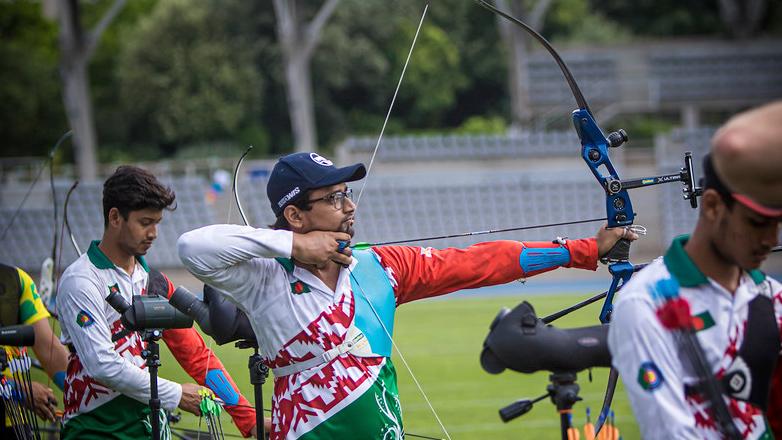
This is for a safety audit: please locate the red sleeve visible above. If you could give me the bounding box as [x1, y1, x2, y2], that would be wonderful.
[372, 238, 597, 305]
[155, 271, 256, 437]
[162, 327, 256, 437]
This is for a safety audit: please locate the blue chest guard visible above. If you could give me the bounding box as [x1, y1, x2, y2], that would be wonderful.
[349, 249, 397, 358]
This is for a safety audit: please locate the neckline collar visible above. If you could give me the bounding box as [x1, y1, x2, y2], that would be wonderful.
[87, 240, 150, 273]
[663, 234, 764, 287]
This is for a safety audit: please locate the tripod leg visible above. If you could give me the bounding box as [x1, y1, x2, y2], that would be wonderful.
[249, 350, 269, 439]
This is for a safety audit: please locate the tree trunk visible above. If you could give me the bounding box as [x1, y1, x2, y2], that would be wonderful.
[496, 0, 552, 132]
[61, 57, 98, 179]
[718, 0, 767, 38]
[47, 0, 125, 180]
[273, 0, 339, 152]
[284, 54, 318, 152]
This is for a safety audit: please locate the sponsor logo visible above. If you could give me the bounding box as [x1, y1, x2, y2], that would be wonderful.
[637, 361, 664, 391]
[277, 186, 301, 208]
[309, 153, 333, 166]
[727, 372, 746, 394]
[76, 310, 95, 328]
[692, 310, 715, 332]
[577, 336, 600, 347]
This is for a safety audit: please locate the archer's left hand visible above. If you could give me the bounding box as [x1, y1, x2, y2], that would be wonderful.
[595, 224, 640, 257]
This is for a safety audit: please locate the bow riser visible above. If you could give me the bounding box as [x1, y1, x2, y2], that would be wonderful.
[574, 109, 635, 227]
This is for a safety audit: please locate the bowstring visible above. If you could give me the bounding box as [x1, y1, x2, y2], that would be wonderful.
[346, 4, 450, 439]
[348, 271, 449, 440]
[354, 4, 429, 210]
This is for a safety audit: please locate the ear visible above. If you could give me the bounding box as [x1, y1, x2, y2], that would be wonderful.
[283, 205, 305, 231]
[700, 189, 725, 223]
[107, 207, 123, 228]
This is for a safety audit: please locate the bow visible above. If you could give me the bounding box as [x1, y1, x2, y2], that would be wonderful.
[474, 0, 732, 435]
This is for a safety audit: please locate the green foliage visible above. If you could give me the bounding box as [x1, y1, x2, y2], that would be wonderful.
[396, 23, 468, 127]
[117, 0, 264, 149]
[547, 0, 633, 44]
[457, 115, 508, 134]
[592, 0, 724, 37]
[0, 1, 66, 157]
[4, 0, 778, 162]
[608, 115, 678, 147]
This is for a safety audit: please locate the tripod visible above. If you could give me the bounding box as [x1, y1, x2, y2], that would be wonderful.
[236, 340, 269, 440]
[499, 371, 582, 440]
[141, 329, 165, 440]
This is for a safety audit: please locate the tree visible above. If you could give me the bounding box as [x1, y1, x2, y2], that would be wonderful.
[718, 0, 767, 38]
[496, 0, 553, 131]
[0, 1, 66, 158]
[117, 0, 265, 152]
[43, 0, 127, 179]
[272, 0, 340, 152]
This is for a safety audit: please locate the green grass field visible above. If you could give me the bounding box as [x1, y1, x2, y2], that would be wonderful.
[152, 293, 640, 439]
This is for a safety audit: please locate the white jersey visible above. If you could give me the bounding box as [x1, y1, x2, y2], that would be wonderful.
[608, 235, 782, 439]
[57, 241, 182, 424]
[178, 224, 599, 439]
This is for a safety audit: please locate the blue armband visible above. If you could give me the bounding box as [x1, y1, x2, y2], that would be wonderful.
[53, 371, 66, 391]
[520, 246, 571, 273]
[205, 369, 240, 406]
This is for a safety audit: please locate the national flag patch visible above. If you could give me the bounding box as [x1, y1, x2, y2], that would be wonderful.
[637, 361, 664, 391]
[290, 281, 310, 295]
[76, 310, 95, 328]
[691, 311, 715, 332]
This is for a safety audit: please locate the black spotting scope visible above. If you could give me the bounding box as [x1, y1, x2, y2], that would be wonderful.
[168, 284, 255, 345]
[481, 301, 611, 375]
[0, 325, 35, 347]
[106, 290, 193, 333]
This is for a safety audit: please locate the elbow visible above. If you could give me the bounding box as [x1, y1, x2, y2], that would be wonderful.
[177, 230, 206, 273]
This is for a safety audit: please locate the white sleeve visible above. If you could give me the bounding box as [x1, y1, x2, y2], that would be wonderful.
[608, 295, 700, 440]
[177, 224, 292, 302]
[57, 275, 182, 410]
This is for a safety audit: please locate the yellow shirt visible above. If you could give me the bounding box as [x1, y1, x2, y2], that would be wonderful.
[2, 267, 50, 426]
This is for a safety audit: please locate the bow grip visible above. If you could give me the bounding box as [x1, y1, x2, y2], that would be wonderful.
[600, 238, 631, 264]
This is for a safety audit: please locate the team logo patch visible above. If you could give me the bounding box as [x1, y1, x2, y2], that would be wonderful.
[76, 310, 95, 328]
[309, 153, 333, 166]
[692, 311, 715, 332]
[290, 281, 311, 295]
[637, 361, 664, 391]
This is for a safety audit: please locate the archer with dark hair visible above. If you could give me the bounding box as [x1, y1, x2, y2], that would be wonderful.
[608, 151, 781, 439]
[56, 166, 259, 439]
[102, 165, 176, 227]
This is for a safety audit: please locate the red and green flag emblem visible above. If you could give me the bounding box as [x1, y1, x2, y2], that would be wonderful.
[290, 281, 310, 295]
[691, 311, 715, 332]
[108, 283, 121, 296]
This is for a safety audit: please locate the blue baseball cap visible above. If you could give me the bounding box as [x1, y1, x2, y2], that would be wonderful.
[267, 152, 366, 217]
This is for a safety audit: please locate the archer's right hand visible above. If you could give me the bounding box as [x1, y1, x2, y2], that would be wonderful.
[178, 383, 205, 415]
[292, 231, 352, 267]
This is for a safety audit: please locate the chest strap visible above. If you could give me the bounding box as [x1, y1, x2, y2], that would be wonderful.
[272, 329, 370, 377]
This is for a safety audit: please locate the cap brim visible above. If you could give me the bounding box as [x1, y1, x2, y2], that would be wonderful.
[312, 163, 366, 188]
[733, 194, 782, 218]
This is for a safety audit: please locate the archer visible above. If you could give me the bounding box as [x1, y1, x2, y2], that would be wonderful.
[608, 146, 781, 438]
[178, 151, 637, 440]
